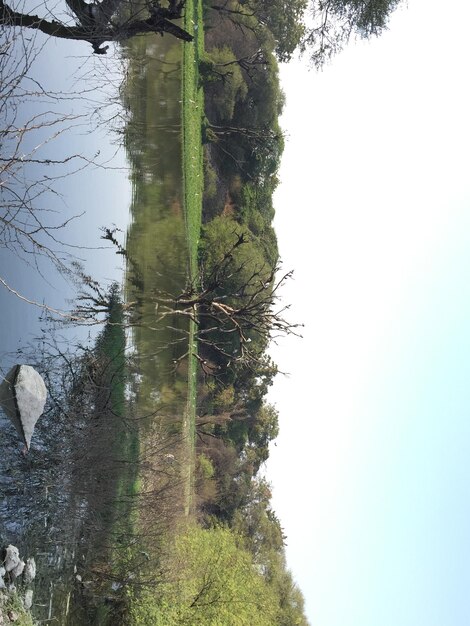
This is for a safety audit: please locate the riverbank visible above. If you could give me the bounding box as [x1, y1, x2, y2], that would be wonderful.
[181, 0, 204, 517]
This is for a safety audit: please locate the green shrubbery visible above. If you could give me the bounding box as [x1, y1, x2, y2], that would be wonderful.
[129, 525, 277, 626]
[0, 591, 35, 626]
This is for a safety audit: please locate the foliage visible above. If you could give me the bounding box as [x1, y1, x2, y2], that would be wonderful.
[208, 0, 403, 66]
[200, 47, 248, 122]
[129, 525, 277, 625]
[203, 150, 219, 204]
[247, 0, 308, 62]
[248, 402, 279, 452]
[200, 216, 269, 291]
[301, 0, 403, 66]
[0, 591, 35, 626]
[213, 384, 235, 410]
[197, 453, 215, 479]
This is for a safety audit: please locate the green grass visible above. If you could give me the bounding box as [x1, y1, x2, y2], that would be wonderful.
[182, 0, 204, 275]
[182, 0, 204, 515]
[0, 591, 35, 626]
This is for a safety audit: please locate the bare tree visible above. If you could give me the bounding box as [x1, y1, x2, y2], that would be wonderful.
[76, 231, 302, 371]
[0, 8, 131, 318]
[0, 0, 193, 55]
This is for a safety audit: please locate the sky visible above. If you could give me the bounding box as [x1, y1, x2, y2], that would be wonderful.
[266, 1, 470, 624]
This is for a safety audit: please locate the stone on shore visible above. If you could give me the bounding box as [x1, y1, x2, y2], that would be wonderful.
[0, 365, 47, 449]
[3, 547, 20, 574]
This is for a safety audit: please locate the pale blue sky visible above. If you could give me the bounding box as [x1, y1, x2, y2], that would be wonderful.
[267, 0, 470, 624]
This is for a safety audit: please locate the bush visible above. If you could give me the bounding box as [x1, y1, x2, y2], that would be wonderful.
[129, 525, 277, 625]
[0, 590, 35, 626]
[200, 47, 248, 122]
[203, 156, 218, 201]
[197, 453, 215, 480]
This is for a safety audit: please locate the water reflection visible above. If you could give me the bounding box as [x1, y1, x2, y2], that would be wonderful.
[0, 31, 130, 368]
[0, 28, 189, 625]
[124, 33, 189, 438]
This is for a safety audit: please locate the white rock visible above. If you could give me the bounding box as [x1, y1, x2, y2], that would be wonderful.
[10, 560, 24, 580]
[23, 558, 36, 584]
[3, 545, 20, 573]
[0, 365, 47, 449]
[23, 589, 33, 610]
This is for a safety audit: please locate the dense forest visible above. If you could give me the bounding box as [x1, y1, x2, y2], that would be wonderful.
[196, 0, 284, 523]
[192, 3, 309, 624]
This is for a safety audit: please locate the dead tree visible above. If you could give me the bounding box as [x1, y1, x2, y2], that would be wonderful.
[150, 232, 302, 372]
[213, 49, 268, 78]
[70, 230, 301, 371]
[200, 48, 268, 85]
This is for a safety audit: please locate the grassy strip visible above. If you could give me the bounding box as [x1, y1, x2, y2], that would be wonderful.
[182, 0, 204, 516]
[182, 0, 204, 276]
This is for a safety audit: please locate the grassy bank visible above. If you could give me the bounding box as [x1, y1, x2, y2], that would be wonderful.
[182, 0, 204, 274]
[182, 0, 204, 516]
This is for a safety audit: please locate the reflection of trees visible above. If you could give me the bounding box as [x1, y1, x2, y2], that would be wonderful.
[0, 2, 188, 320]
[1, 26, 79, 307]
[119, 32, 192, 453]
[0, 286, 189, 620]
[0, 12, 126, 316]
[75, 221, 300, 379]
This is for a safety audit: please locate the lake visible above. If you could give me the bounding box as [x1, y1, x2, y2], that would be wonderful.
[0, 27, 191, 624]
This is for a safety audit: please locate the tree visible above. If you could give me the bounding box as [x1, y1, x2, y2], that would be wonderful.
[209, 0, 404, 66]
[246, 402, 279, 462]
[232, 477, 285, 560]
[302, 0, 403, 66]
[199, 46, 249, 122]
[129, 525, 278, 625]
[86, 218, 297, 374]
[243, 0, 307, 62]
[0, 0, 193, 56]
[146, 219, 302, 374]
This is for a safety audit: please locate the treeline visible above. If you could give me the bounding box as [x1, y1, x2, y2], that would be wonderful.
[115, 4, 309, 622]
[197, 0, 285, 474]
[196, 1, 282, 506]
[192, 2, 309, 624]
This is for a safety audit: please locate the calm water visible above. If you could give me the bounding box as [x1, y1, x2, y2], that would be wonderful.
[0, 29, 189, 624]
